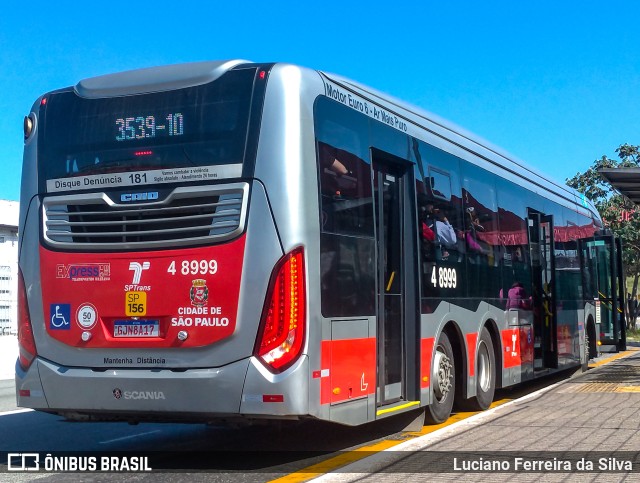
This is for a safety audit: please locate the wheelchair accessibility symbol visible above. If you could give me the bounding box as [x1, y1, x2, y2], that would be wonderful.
[50, 304, 71, 330]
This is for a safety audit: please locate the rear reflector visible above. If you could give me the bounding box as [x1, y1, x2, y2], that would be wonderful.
[17, 269, 37, 370]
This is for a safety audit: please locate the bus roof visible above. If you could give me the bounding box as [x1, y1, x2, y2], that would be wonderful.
[75, 60, 249, 99]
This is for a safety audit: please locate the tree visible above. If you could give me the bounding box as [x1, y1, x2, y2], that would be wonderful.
[567, 144, 640, 329]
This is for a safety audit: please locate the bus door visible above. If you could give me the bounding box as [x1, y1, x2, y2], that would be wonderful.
[528, 210, 558, 370]
[371, 149, 419, 408]
[579, 235, 626, 352]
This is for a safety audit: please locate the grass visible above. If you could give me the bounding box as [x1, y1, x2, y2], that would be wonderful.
[627, 328, 640, 342]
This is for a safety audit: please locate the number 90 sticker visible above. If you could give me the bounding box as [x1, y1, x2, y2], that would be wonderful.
[76, 303, 98, 329]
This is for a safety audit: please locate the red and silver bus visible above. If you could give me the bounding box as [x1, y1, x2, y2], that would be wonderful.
[17, 60, 626, 425]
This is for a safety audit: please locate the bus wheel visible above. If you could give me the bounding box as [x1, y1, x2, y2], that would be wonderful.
[425, 332, 455, 424]
[582, 321, 594, 371]
[474, 327, 496, 410]
[457, 327, 495, 411]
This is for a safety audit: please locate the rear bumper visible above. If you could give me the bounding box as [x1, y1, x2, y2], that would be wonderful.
[17, 357, 249, 420]
[15, 355, 310, 422]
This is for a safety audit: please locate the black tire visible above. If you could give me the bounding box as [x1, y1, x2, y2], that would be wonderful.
[582, 320, 595, 372]
[425, 332, 455, 424]
[474, 327, 496, 410]
[581, 329, 590, 372]
[457, 327, 496, 411]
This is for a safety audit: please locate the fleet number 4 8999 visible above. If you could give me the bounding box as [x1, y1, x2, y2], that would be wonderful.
[167, 260, 218, 276]
[431, 266, 457, 288]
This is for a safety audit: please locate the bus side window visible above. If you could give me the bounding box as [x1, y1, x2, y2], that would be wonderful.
[316, 125, 373, 238]
[462, 166, 501, 299]
[421, 168, 457, 259]
[411, 138, 464, 303]
[497, 178, 533, 304]
[315, 100, 375, 317]
[417, 165, 463, 301]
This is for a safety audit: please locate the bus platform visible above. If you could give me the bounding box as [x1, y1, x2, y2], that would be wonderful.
[313, 346, 640, 482]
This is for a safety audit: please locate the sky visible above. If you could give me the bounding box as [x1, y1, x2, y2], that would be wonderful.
[1, 1, 639, 201]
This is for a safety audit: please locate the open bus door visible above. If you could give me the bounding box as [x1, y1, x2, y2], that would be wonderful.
[579, 234, 626, 353]
[371, 149, 419, 411]
[528, 210, 558, 370]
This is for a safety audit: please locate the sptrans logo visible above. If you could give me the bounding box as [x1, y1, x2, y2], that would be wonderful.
[56, 263, 110, 282]
[128, 262, 150, 285]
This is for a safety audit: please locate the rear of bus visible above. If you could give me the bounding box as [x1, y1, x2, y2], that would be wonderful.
[17, 60, 315, 422]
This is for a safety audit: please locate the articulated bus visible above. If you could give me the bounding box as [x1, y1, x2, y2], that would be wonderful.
[17, 60, 626, 426]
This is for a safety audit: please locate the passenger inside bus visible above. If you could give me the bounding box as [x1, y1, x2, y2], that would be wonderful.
[465, 207, 486, 256]
[418, 196, 458, 261]
[503, 281, 532, 310]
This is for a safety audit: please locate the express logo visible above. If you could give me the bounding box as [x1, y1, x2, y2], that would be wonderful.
[190, 279, 209, 307]
[56, 263, 110, 281]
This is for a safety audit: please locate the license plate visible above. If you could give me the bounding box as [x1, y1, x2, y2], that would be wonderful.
[114, 320, 159, 338]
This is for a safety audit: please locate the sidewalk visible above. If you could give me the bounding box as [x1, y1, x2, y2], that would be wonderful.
[316, 348, 640, 482]
[0, 335, 18, 380]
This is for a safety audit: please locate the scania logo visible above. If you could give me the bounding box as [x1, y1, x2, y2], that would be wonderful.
[113, 388, 166, 400]
[124, 391, 166, 400]
[120, 192, 159, 202]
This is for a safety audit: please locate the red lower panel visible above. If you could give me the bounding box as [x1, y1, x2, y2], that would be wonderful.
[320, 338, 376, 405]
[502, 326, 533, 368]
[39, 236, 246, 348]
[557, 324, 572, 356]
[420, 337, 435, 389]
[466, 333, 478, 377]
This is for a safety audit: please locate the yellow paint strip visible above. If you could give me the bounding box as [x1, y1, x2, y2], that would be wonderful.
[376, 400, 420, 416]
[489, 397, 512, 409]
[589, 349, 636, 369]
[267, 439, 400, 483]
[615, 386, 640, 393]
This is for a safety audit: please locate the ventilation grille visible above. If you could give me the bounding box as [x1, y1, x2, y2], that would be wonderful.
[42, 183, 249, 250]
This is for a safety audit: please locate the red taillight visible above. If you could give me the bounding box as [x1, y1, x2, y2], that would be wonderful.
[255, 247, 306, 372]
[18, 269, 37, 370]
